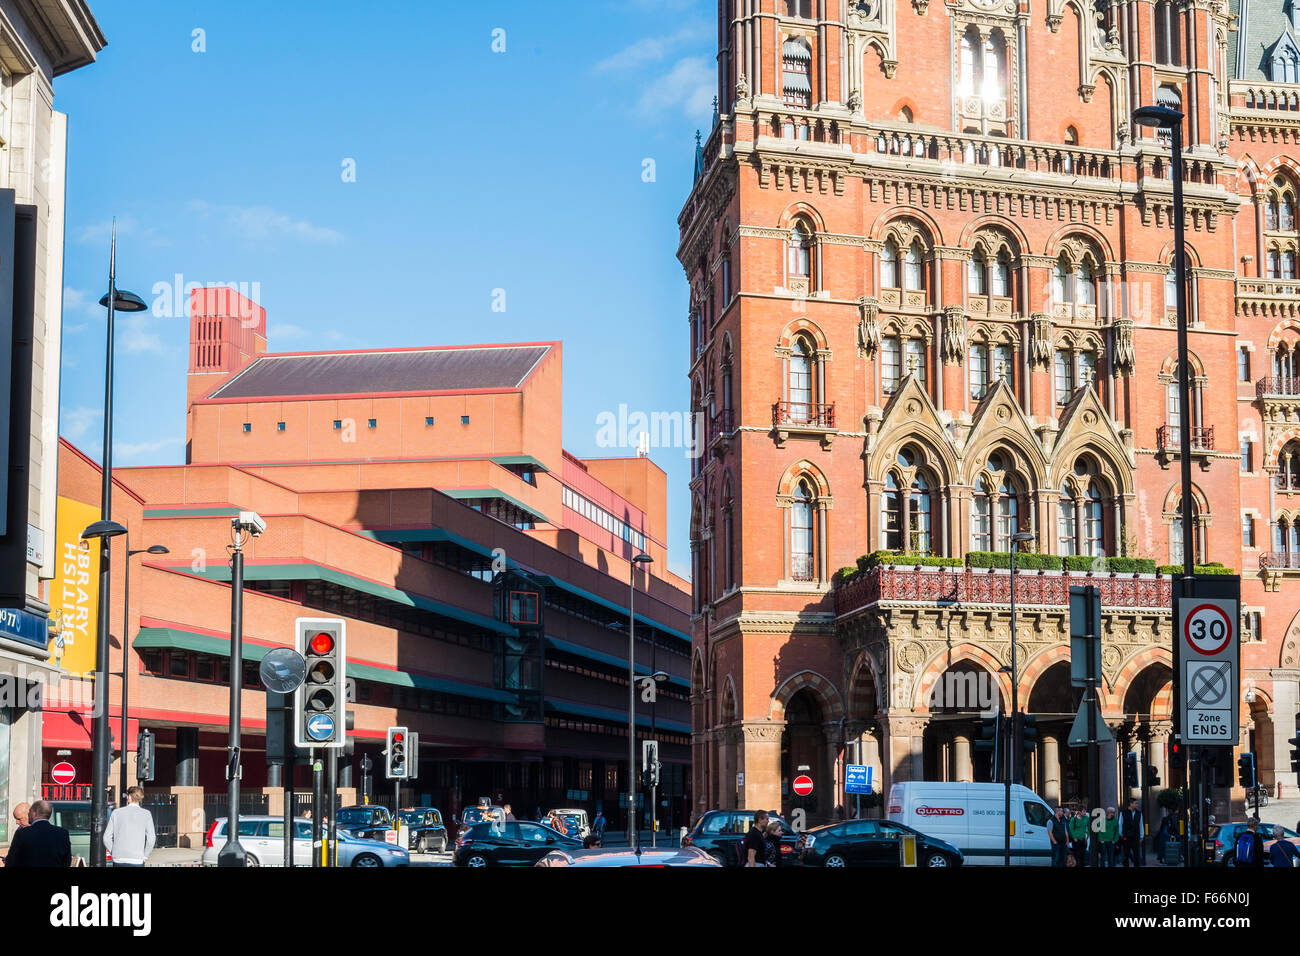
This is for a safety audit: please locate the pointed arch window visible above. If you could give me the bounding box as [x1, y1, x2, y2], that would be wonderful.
[1170, 498, 1203, 566]
[971, 477, 993, 551]
[1154, 0, 1183, 66]
[788, 335, 814, 422]
[881, 446, 941, 555]
[903, 239, 924, 291]
[974, 452, 1029, 552]
[880, 238, 899, 289]
[992, 250, 1012, 297]
[1058, 485, 1078, 556]
[1280, 440, 1300, 491]
[1052, 255, 1069, 303]
[909, 471, 934, 554]
[1268, 248, 1282, 279]
[969, 341, 990, 399]
[882, 336, 902, 393]
[969, 248, 988, 295]
[723, 488, 735, 590]
[790, 479, 816, 581]
[788, 222, 812, 279]
[1084, 482, 1104, 555]
[882, 472, 903, 551]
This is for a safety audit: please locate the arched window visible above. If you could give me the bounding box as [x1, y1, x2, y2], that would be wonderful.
[1267, 195, 1281, 231]
[1058, 484, 1077, 556]
[882, 472, 903, 550]
[1084, 481, 1104, 556]
[1052, 255, 1069, 303]
[959, 29, 978, 97]
[789, 336, 814, 422]
[1280, 440, 1300, 491]
[723, 487, 735, 590]
[788, 222, 812, 279]
[992, 250, 1012, 297]
[969, 340, 990, 399]
[1283, 193, 1295, 231]
[882, 336, 902, 393]
[1054, 349, 1072, 402]
[1155, 0, 1182, 65]
[1170, 497, 1202, 566]
[1164, 263, 1178, 310]
[1285, 251, 1298, 279]
[1074, 259, 1096, 305]
[996, 474, 1020, 549]
[982, 33, 1005, 102]
[903, 239, 924, 290]
[905, 338, 927, 387]
[791, 479, 815, 580]
[880, 239, 899, 289]
[969, 249, 988, 295]
[971, 477, 993, 551]
[909, 472, 933, 554]
[1268, 248, 1282, 279]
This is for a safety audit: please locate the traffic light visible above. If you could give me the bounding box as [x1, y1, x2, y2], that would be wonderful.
[294, 618, 346, 749]
[975, 714, 1000, 781]
[1169, 736, 1185, 773]
[386, 726, 408, 779]
[1237, 752, 1257, 790]
[1124, 751, 1139, 790]
[1289, 736, 1300, 776]
[136, 729, 155, 783]
[1147, 764, 1161, 788]
[1203, 750, 1230, 788]
[1018, 713, 1038, 755]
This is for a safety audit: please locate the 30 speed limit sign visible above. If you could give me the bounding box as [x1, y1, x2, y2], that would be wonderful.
[1177, 597, 1238, 743]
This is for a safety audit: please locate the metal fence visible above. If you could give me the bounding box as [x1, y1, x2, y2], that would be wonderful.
[141, 791, 178, 848]
[202, 792, 269, 825]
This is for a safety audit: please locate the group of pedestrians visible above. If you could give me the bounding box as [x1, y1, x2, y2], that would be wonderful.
[741, 810, 786, 867]
[1, 787, 155, 868]
[1230, 819, 1300, 868]
[1048, 798, 1145, 867]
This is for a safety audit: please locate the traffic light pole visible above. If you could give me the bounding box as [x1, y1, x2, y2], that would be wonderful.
[283, 697, 293, 868]
[327, 747, 338, 866]
[311, 748, 322, 868]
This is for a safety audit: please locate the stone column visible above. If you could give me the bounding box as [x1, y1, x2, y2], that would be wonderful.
[175, 727, 199, 787]
[1041, 734, 1061, 806]
[171, 786, 205, 848]
[739, 721, 783, 814]
[881, 715, 929, 797]
[952, 731, 973, 783]
[1147, 719, 1172, 827]
[1267, 671, 1299, 793]
[263, 787, 284, 817]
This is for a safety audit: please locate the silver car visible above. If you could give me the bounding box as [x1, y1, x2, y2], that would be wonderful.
[201, 816, 409, 867]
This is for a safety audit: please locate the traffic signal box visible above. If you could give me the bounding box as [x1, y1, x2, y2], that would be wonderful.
[386, 726, 408, 779]
[294, 618, 346, 749]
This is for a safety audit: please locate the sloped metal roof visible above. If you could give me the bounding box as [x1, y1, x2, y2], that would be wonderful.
[207, 344, 552, 400]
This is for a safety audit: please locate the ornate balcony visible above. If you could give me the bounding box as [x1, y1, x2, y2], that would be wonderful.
[1156, 424, 1214, 470]
[709, 408, 735, 456]
[834, 565, 1172, 619]
[1257, 375, 1300, 399]
[1236, 278, 1300, 319]
[772, 400, 836, 450]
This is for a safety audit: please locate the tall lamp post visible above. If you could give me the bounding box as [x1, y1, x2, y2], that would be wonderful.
[1132, 103, 1194, 863]
[1002, 529, 1036, 867]
[628, 553, 654, 848]
[120, 540, 168, 804]
[643, 669, 668, 847]
[88, 227, 149, 866]
[80, 518, 127, 866]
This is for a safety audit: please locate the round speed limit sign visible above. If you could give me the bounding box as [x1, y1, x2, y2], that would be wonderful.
[1183, 603, 1233, 656]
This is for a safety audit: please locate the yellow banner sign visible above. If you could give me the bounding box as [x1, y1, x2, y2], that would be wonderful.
[49, 497, 101, 675]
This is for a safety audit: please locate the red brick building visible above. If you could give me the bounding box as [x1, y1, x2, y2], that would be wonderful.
[681, 0, 1298, 825]
[45, 288, 691, 844]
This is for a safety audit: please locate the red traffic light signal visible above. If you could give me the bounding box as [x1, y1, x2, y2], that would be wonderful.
[309, 632, 334, 655]
[393, 732, 404, 744]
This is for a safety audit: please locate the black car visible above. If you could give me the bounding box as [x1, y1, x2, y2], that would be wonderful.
[682, 810, 800, 867]
[399, 807, 449, 853]
[453, 820, 581, 867]
[335, 805, 396, 843]
[799, 819, 963, 868]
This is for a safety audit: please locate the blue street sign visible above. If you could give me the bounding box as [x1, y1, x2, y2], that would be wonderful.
[845, 764, 873, 795]
[306, 712, 335, 742]
[0, 607, 49, 651]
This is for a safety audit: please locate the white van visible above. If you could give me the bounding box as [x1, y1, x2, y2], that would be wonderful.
[888, 781, 1053, 866]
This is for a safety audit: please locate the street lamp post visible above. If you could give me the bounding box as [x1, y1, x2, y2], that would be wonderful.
[88, 225, 148, 866]
[1133, 103, 1194, 864]
[646, 669, 668, 847]
[120, 539, 168, 805]
[1004, 529, 1035, 867]
[628, 553, 653, 848]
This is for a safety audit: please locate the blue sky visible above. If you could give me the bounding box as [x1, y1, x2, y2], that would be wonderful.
[56, 0, 715, 577]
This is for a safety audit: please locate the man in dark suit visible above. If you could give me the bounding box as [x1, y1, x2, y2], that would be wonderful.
[1119, 797, 1143, 867]
[4, 800, 71, 867]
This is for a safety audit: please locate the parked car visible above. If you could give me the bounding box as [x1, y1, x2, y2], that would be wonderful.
[799, 818, 963, 868]
[681, 810, 799, 867]
[537, 845, 721, 867]
[1209, 822, 1300, 865]
[453, 819, 581, 867]
[456, 804, 505, 836]
[48, 801, 107, 864]
[335, 805, 397, 844]
[201, 816, 409, 867]
[399, 807, 448, 853]
[545, 808, 590, 839]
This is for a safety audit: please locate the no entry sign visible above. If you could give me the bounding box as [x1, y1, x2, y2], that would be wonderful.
[792, 775, 814, 796]
[50, 762, 76, 786]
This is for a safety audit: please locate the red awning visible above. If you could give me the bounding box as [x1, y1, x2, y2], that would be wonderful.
[41, 710, 138, 751]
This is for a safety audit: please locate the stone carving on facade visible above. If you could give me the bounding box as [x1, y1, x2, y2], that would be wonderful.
[847, 88, 863, 111]
[1112, 318, 1135, 375]
[941, 306, 966, 365]
[858, 296, 882, 357]
[735, 74, 750, 102]
[1029, 312, 1053, 367]
[896, 641, 926, 673]
[741, 722, 783, 743]
[912, 0, 929, 14]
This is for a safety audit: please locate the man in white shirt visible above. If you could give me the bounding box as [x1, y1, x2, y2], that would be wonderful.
[104, 786, 156, 867]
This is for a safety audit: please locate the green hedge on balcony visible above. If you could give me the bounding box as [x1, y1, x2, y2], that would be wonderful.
[967, 551, 1063, 570]
[1156, 562, 1237, 576]
[856, 551, 963, 572]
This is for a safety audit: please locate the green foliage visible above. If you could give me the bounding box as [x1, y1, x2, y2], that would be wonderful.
[1105, 557, 1158, 574]
[833, 566, 858, 587]
[856, 550, 961, 571]
[1062, 554, 1104, 572]
[1156, 788, 1183, 812]
[1156, 563, 1237, 576]
[967, 551, 1062, 570]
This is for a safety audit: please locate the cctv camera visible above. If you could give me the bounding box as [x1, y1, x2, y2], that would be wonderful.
[233, 511, 266, 537]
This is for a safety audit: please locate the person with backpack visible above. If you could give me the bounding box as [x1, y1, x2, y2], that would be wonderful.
[742, 811, 769, 867]
[1234, 820, 1265, 867]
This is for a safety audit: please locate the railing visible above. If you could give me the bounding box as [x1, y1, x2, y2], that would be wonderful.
[1260, 551, 1300, 570]
[1231, 81, 1300, 112]
[202, 792, 269, 822]
[1257, 375, 1300, 399]
[834, 565, 1173, 618]
[773, 401, 835, 428]
[1157, 424, 1214, 452]
[868, 125, 1120, 181]
[791, 554, 816, 582]
[1276, 473, 1300, 492]
[710, 408, 735, 443]
[41, 783, 94, 801]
